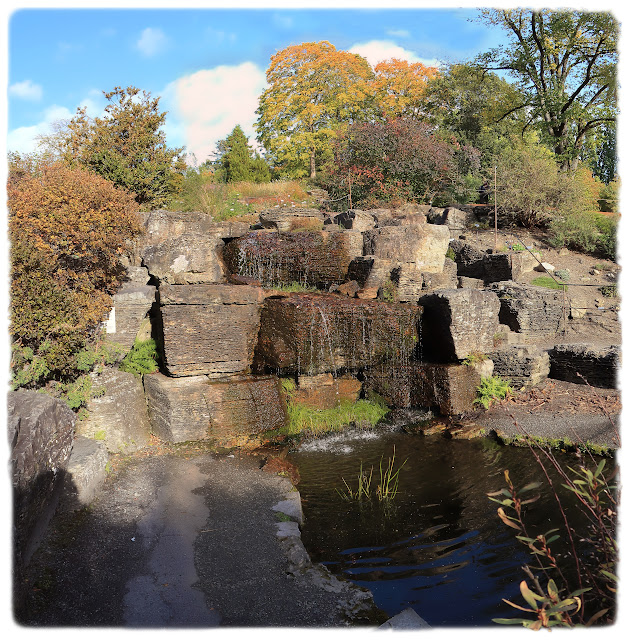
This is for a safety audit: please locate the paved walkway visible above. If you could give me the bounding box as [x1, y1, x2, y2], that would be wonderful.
[17, 453, 377, 628]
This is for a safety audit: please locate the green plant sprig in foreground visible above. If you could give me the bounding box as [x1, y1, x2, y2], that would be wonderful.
[475, 375, 512, 409]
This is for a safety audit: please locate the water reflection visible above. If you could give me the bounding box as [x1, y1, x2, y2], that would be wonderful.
[289, 431, 604, 627]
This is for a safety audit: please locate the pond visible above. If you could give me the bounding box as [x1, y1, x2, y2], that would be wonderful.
[288, 427, 612, 627]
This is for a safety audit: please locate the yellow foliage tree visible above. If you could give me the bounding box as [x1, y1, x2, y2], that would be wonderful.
[373, 58, 439, 120]
[256, 41, 375, 179]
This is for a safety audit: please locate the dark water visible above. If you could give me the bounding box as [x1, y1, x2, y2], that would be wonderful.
[288, 429, 609, 627]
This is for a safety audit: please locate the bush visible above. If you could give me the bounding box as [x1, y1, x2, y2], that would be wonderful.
[9, 160, 142, 386]
[323, 118, 480, 210]
[493, 141, 595, 227]
[548, 211, 617, 261]
[475, 375, 512, 409]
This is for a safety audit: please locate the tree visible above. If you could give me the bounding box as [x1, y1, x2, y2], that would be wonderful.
[324, 118, 480, 209]
[256, 41, 375, 179]
[59, 86, 186, 208]
[216, 125, 270, 183]
[9, 159, 141, 382]
[373, 58, 438, 120]
[476, 9, 618, 171]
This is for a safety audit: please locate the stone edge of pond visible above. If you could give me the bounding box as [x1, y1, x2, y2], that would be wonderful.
[270, 476, 389, 626]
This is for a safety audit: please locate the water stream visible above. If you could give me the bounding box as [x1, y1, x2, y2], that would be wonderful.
[288, 428, 610, 627]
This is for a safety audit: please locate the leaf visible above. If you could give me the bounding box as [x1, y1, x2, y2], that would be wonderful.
[520, 581, 541, 609]
[497, 507, 522, 530]
[600, 570, 618, 582]
[492, 617, 531, 625]
[518, 481, 542, 494]
[585, 608, 609, 626]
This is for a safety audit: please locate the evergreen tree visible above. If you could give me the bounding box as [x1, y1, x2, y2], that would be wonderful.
[217, 125, 270, 183]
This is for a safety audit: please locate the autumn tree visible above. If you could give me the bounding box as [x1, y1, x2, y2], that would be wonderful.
[476, 9, 618, 171]
[58, 86, 186, 208]
[9, 158, 142, 385]
[216, 125, 270, 183]
[324, 118, 480, 209]
[256, 41, 375, 179]
[373, 58, 438, 120]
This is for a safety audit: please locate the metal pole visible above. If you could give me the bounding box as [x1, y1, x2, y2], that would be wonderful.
[494, 166, 498, 250]
[348, 169, 352, 211]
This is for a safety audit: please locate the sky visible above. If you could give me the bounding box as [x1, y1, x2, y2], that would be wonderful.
[5, 2, 519, 165]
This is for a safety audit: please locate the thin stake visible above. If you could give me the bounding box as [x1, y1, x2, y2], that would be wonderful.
[494, 165, 498, 250]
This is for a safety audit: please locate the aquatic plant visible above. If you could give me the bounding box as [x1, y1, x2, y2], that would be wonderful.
[337, 446, 406, 506]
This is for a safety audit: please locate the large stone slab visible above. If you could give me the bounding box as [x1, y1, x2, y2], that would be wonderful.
[292, 373, 362, 409]
[449, 241, 538, 282]
[144, 373, 211, 442]
[427, 206, 475, 233]
[489, 281, 565, 337]
[363, 224, 450, 273]
[204, 375, 288, 439]
[77, 367, 151, 453]
[159, 283, 265, 377]
[105, 281, 156, 353]
[364, 363, 481, 415]
[259, 207, 324, 232]
[324, 209, 376, 232]
[548, 344, 619, 388]
[8, 391, 76, 583]
[254, 293, 421, 375]
[419, 289, 500, 362]
[489, 345, 550, 389]
[223, 230, 363, 289]
[144, 372, 287, 443]
[142, 232, 226, 285]
[62, 436, 109, 509]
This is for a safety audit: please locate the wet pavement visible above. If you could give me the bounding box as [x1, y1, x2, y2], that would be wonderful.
[16, 452, 378, 628]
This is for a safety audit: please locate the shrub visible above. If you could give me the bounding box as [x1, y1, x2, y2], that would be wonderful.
[475, 375, 512, 409]
[119, 339, 160, 375]
[323, 118, 480, 209]
[548, 211, 617, 261]
[9, 160, 141, 386]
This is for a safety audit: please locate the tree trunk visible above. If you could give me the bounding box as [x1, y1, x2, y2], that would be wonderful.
[310, 147, 316, 180]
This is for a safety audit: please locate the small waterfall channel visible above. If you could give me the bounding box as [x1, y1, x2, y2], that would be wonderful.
[288, 428, 611, 627]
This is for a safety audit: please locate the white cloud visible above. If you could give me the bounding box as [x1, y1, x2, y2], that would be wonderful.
[9, 80, 43, 102]
[349, 40, 439, 69]
[162, 62, 267, 165]
[6, 93, 107, 155]
[386, 29, 411, 38]
[136, 27, 169, 58]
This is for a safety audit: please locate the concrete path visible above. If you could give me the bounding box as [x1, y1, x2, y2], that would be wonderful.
[17, 452, 377, 628]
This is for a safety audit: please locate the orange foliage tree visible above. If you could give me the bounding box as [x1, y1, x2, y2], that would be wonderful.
[256, 41, 375, 179]
[373, 58, 439, 120]
[9, 159, 142, 382]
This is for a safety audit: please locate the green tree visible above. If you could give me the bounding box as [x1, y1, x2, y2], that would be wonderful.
[256, 41, 375, 179]
[476, 10, 618, 171]
[60, 86, 186, 208]
[216, 125, 270, 183]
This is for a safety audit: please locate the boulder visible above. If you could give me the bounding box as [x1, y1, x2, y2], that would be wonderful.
[420, 258, 458, 292]
[346, 256, 396, 290]
[457, 276, 485, 290]
[364, 363, 482, 415]
[535, 262, 556, 273]
[77, 367, 151, 453]
[292, 373, 362, 409]
[141, 232, 226, 285]
[104, 281, 157, 353]
[204, 375, 288, 441]
[489, 345, 550, 389]
[144, 372, 287, 443]
[144, 373, 212, 442]
[483, 251, 539, 282]
[489, 281, 566, 337]
[548, 344, 619, 388]
[324, 209, 376, 232]
[426, 206, 474, 233]
[254, 293, 421, 375]
[363, 224, 450, 273]
[259, 207, 324, 233]
[419, 289, 500, 362]
[223, 230, 364, 289]
[449, 240, 487, 279]
[159, 283, 265, 377]
[9, 391, 76, 574]
[62, 436, 109, 509]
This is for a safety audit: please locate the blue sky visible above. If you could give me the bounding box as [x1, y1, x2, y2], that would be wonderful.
[6, 4, 515, 164]
[5, 2, 624, 165]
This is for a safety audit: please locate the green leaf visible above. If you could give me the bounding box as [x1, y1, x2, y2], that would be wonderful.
[492, 618, 531, 625]
[518, 481, 542, 494]
[520, 581, 542, 609]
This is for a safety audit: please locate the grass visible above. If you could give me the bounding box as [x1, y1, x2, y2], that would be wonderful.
[273, 281, 321, 294]
[496, 433, 614, 457]
[284, 399, 390, 436]
[531, 276, 567, 291]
